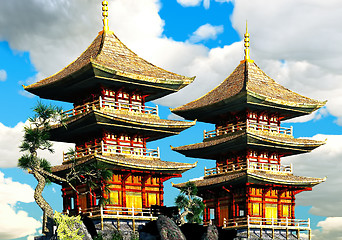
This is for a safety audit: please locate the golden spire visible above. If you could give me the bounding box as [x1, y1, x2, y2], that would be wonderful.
[102, 0, 109, 32]
[244, 21, 250, 60]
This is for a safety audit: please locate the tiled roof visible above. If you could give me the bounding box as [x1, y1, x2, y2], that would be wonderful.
[173, 170, 325, 188]
[172, 131, 245, 151]
[172, 60, 325, 113]
[25, 31, 194, 90]
[53, 109, 196, 130]
[52, 154, 196, 174]
[172, 129, 324, 152]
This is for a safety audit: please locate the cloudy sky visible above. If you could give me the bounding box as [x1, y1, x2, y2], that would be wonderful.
[0, 0, 342, 239]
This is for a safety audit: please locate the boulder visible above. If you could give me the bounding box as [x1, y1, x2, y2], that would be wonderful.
[156, 215, 186, 240]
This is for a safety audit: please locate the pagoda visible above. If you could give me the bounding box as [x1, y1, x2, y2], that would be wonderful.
[24, 1, 196, 231]
[172, 24, 326, 239]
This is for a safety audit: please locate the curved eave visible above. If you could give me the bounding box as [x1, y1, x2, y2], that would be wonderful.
[173, 171, 325, 190]
[248, 130, 325, 153]
[97, 155, 196, 174]
[172, 92, 247, 123]
[172, 90, 326, 123]
[172, 130, 325, 160]
[49, 110, 195, 143]
[247, 171, 326, 187]
[92, 62, 195, 102]
[52, 154, 196, 176]
[247, 90, 327, 120]
[24, 31, 195, 102]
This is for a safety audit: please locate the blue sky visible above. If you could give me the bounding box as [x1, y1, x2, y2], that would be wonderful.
[0, 0, 342, 239]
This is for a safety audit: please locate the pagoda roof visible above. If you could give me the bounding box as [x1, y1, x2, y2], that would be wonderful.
[172, 170, 325, 189]
[52, 154, 196, 176]
[49, 109, 195, 143]
[172, 60, 326, 123]
[172, 129, 325, 159]
[24, 31, 195, 102]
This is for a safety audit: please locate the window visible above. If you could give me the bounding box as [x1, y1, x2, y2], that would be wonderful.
[210, 208, 215, 220]
[252, 203, 260, 216]
[283, 205, 290, 217]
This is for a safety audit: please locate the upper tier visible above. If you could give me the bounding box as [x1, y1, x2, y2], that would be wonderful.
[24, 31, 195, 103]
[172, 60, 326, 123]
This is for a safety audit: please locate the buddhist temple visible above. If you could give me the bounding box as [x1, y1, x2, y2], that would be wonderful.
[172, 24, 326, 239]
[24, 0, 196, 230]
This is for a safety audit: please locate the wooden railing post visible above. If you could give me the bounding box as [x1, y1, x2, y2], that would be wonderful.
[100, 205, 104, 230]
[99, 96, 103, 109]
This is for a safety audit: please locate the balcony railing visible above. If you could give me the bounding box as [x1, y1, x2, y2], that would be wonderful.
[63, 142, 160, 162]
[62, 97, 158, 119]
[67, 206, 157, 230]
[248, 162, 293, 173]
[203, 120, 293, 139]
[204, 162, 292, 177]
[247, 121, 293, 136]
[222, 216, 310, 229]
[204, 163, 247, 176]
[204, 122, 246, 139]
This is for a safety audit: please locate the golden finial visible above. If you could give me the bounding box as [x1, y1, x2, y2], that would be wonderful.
[244, 21, 250, 60]
[102, 0, 109, 32]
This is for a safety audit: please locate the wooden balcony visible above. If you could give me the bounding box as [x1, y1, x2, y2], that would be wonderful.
[203, 121, 293, 139]
[221, 216, 311, 239]
[63, 142, 160, 162]
[62, 97, 159, 119]
[67, 206, 157, 231]
[222, 216, 310, 229]
[204, 162, 292, 177]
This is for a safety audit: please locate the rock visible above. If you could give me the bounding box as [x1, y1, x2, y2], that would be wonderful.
[201, 224, 219, 240]
[156, 215, 186, 240]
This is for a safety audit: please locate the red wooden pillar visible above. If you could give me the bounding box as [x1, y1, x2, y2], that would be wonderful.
[62, 188, 67, 212]
[203, 199, 207, 223]
[262, 188, 266, 218]
[159, 178, 164, 206]
[246, 186, 251, 216]
[122, 173, 130, 208]
[232, 191, 236, 220]
[291, 193, 296, 219]
[215, 197, 220, 226]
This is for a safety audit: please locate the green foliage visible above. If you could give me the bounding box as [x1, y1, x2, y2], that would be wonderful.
[185, 197, 205, 224]
[175, 182, 204, 224]
[111, 231, 123, 240]
[54, 211, 84, 240]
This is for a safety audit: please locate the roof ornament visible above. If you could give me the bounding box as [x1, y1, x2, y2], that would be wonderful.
[244, 21, 251, 61]
[102, 0, 109, 32]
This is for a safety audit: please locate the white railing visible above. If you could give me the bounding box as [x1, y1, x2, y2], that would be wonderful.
[204, 163, 247, 176]
[78, 206, 157, 220]
[204, 122, 246, 139]
[63, 142, 159, 162]
[62, 97, 158, 119]
[203, 120, 293, 139]
[223, 216, 310, 229]
[247, 121, 293, 136]
[248, 162, 293, 173]
[204, 162, 292, 177]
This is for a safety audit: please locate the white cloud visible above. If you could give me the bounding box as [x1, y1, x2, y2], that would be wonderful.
[189, 23, 224, 43]
[0, 171, 41, 239]
[0, 121, 73, 168]
[0, 0, 342, 125]
[313, 217, 342, 240]
[282, 135, 342, 217]
[0, 70, 7, 81]
[177, 0, 202, 7]
[230, 0, 342, 124]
